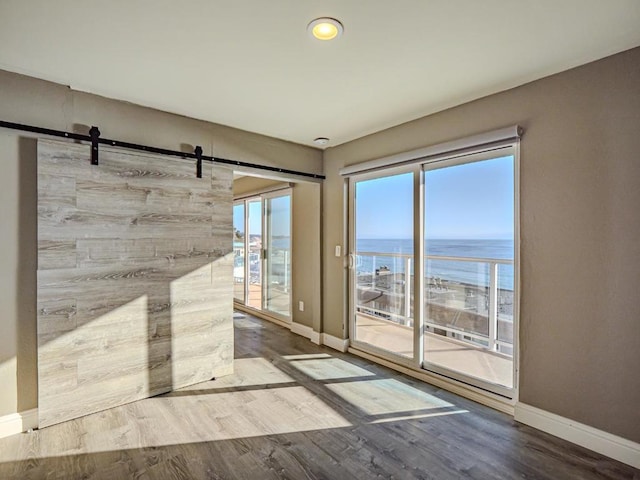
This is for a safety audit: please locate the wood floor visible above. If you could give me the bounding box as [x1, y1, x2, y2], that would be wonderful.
[0, 313, 637, 479]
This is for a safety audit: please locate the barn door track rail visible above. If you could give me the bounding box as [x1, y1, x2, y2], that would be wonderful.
[0, 120, 325, 180]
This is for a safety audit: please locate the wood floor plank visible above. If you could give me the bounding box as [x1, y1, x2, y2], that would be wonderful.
[2, 312, 638, 479]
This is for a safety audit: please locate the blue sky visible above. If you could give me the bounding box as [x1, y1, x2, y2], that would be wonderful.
[233, 203, 245, 234]
[356, 155, 514, 239]
[234, 156, 514, 240]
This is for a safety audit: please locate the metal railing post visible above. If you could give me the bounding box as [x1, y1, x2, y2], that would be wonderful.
[284, 249, 289, 293]
[404, 256, 412, 321]
[372, 255, 377, 290]
[488, 262, 499, 351]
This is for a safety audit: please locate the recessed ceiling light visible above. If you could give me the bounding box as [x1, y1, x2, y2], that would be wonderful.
[313, 137, 330, 145]
[307, 18, 343, 41]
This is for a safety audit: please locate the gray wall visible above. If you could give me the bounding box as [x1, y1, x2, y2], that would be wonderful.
[0, 70, 322, 418]
[291, 182, 322, 331]
[323, 47, 640, 443]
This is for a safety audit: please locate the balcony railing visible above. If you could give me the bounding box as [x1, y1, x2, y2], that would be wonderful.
[355, 251, 514, 356]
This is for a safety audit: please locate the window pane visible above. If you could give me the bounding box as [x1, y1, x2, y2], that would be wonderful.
[265, 194, 291, 317]
[247, 200, 262, 310]
[233, 203, 245, 302]
[423, 156, 514, 389]
[353, 172, 414, 358]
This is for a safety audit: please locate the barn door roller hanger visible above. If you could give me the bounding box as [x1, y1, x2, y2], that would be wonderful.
[0, 119, 326, 180]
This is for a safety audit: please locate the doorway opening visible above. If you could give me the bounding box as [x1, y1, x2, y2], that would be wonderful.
[233, 183, 292, 322]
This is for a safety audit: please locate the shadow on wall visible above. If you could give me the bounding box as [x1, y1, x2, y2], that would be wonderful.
[36, 256, 232, 427]
[17, 137, 37, 412]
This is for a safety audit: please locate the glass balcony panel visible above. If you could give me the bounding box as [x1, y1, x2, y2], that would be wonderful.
[422, 255, 512, 388]
[497, 263, 514, 356]
[425, 258, 490, 347]
[356, 254, 413, 325]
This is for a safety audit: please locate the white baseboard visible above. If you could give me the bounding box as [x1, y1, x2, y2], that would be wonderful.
[321, 333, 349, 352]
[0, 408, 38, 439]
[515, 403, 640, 469]
[290, 324, 350, 352]
[290, 322, 320, 344]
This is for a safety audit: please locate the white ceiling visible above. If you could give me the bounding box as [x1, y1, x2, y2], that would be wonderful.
[1, 1, 639, 149]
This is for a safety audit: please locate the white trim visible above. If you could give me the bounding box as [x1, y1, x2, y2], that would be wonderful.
[290, 322, 321, 345]
[423, 361, 514, 400]
[0, 408, 38, 439]
[320, 333, 349, 352]
[512, 140, 521, 400]
[348, 347, 515, 415]
[340, 125, 523, 176]
[514, 403, 640, 469]
[290, 321, 311, 338]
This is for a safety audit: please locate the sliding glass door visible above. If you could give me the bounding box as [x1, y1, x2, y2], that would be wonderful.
[349, 169, 415, 359]
[264, 192, 292, 317]
[422, 152, 515, 395]
[234, 190, 292, 320]
[348, 146, 518, 397]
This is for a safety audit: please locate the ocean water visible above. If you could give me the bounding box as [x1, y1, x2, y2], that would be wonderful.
[356, 238, 514, 291]
[251, 237, 514, 290]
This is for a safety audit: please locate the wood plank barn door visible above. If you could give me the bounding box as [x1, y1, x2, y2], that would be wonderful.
[37, 139, 233, 428]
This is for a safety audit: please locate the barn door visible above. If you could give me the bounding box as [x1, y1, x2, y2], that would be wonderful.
[37, 139, 234, 427]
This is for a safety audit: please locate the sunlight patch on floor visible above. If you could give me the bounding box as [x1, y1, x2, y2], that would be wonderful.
[11, 385, 353, 458]
[370, 409, 469, 424]
[179, 357, 294, 390]
[282, 353, 332, 360]
[325, 378, 454, 416]
[288, 357, 376, 380]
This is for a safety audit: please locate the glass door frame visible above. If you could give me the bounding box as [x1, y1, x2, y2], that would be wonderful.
[262, 189, 293, 322]
[234, 196, 262, 311]
[232, 201, 247, 304]
[420, 145, 519, 398]
[347, 144, 520, 399]
[347, 164, 424, 372]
